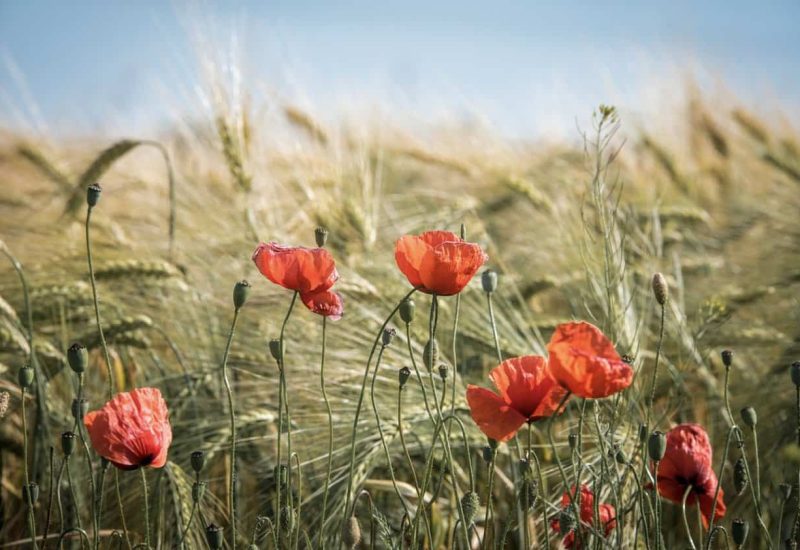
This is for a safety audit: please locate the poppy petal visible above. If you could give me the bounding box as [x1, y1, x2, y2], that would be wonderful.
[252, 242, 338, 294]
[300, 289, 344, 320]
[418, 240, 488, 296]
[394, 235, 430, 289]
[465, 385, 527, 442]
[488, 356, 567, 420]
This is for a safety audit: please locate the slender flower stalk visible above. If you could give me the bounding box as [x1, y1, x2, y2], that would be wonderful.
[220, 305, 242, 549]
[275, 291, 298, 545]
[682, 485, 698, 550]
[20, 383, 39, 550]
[42, 447, 55, 550]
[140, 468, 150, 548]
[319, 317, 334, 548]
[481, 447, 496, 550]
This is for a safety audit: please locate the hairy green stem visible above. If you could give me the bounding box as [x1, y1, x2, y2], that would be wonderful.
[319, 317, 334, 548]
[139, 469, 150, 548]
[22, 387, 39, 550]
[275, 291, 298, 545]
[221, 306, 241, 549]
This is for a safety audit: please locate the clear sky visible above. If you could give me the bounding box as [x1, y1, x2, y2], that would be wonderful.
[1, 0, 798, 138]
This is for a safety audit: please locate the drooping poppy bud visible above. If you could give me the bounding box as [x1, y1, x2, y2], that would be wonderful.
[23, 482, 39, 505]
[733, 457, 748, 495]
[461, 491, 480, 525]
[791, 361, 800, 387]
[191, 450, 205, 473]
[192, 481, 206, 503]
[87, 183, 102, 207]
[651, 273, 668, 305]
[732, 518, 749, 546]
[721, 350, 733, 368]
[398, 367, 411, 389]
[67, 343, 88, 374]
[18, 366, 34, 389]
[206, 524, 223, 549]
[740, 407, 757, 428]
[423, 340, 438, 370]
[71, 398, 89, 421]
[481, 269, 498, 294]
[233, 280, 251, 310]
[438, 364, 448, 380]
[269, 339, 282, 362]
[315, 227, 329, 248]
[61, 431, 76, 457]
[399, 298, 415, 324]
[648, 431, 667, 462]
[615, 449, 628, 464]
[342, 516, 362, 549]
[382, 328, 396, 347]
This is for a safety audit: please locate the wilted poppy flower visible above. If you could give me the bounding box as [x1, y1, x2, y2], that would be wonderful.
[653, 423, 726, 528]
[547, 321, 633, 399]
[252, 242, 338, 295]
[394, 231, 487, 296]
[300, 289, 344, 320]
[550, 485, 616, 549]
[84, 387, 172, 470]
[466, 356, 567, 442]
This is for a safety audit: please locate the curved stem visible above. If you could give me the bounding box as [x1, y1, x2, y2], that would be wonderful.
[290, 452, 303, 550]
[529, 436, 552, 550]
[276, 291, 298, 545]
[397, 384, 433, 547]
[319, 317, 334, 548]
[57, 527, 91, 549]
[481, 450, 496, 550]
[43, 448, 56, 550]
[221, 307, 241, 550]
[485, 292, 502, 364]
[114, 470, 132, 550]
[139, 468, 150, 548]
[74, 375, 99, 550]
[22, 387, 40, 549]
[85, 206, 114, 399]
[176, 502, 196, 550]
[682, 485, 698, 549]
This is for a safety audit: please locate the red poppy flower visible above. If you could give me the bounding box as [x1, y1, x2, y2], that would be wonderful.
[654, 423, 726, 528]
[550, 485, 616, 549]
[84, 387, 172, 470]
[466, 356, 567, 442]
[300, 289, 344, 320]
[546, 321, 633, 399]
[252, 242, 339, 295]
[394, 231, 487, 296]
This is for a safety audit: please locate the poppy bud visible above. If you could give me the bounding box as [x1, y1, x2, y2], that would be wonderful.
[651, 272, 668, 305]
[87, 183, 102, 207]
[382, 328, 396, 347]
[205, 523, 223, 549]
[638, 424, 648, 443]
[518, 478, 538, 510]
[461, 491, 480, 525]
[23, 482, 39, 505]
[314, 227, 329, 247]
[67, 343, 88, 374]
[269, 339, 282, 362]
[732, 518, 749, 546]
[438, 364, 448, 380]
[398, 367, 411, 388]
[399, 298, 415, 324]
[792, 361, 800, 387]
[615, 449, 628, 465]
[191, 450, 205, 473]
[281, 506, 295, 532]
[18, 365, 34, 389]
[61, 431, 76, 457]
[482, 445, 494, 464]
[733, 457, 748, 495]
[233, 280, 250, 310]
[740, 406, 757, 428]
[71, 398, 88, 421]
[780, 483, 793, 500]
[342, 515, 362, 549]
[481, 269, 498, 293]
[558, 508, 576, 536]
[721, 349, 733, 368]
[648, 431, 666, 462]
[274, 464, 288, 488]
[423, 339, 438, 371]
[568, 433, 578, 450]
[192, 481, 206, 503]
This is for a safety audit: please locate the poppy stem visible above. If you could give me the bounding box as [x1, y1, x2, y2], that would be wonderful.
[485, 292, 502, 364]
[319, 317, 334, 549]
[528, 439, 552, 550]
[681, 485, 698, 549]
[42, 447, 55, 550]
[481, 448, 496, 550]
[220, 304, 241, 550]
[624, 462, 652, 550]
[74, 374, 99, 550]
[652, 459, 662, 550]
[56, 458, 66, 535]
[114, 469, 133, 550]
[522, 424, 531, 549]
[276, 291, 298, 547]
[139, 468, 150, 548]
[646, 303, 666, 427]
[21, 386, 40, 550]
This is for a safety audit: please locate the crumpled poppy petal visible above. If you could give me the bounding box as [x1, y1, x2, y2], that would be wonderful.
[488, 356, 567, 420]
[395, 231, 487, 295]
[300, 289, 344, 320]
[252, 242, 338, 295]
[465, 385, 527, 442]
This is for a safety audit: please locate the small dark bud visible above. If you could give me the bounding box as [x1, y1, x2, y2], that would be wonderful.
[488, 438, 498, 450]
[399, 298, 415, 324]
[733, 457, 748, 495]
[780, 483, 793, 500]
[205, 523, 223, 549]
[568, 433, 578, 450]
[71, 398, 89, 421]
[460, 491, 480, 525]
[615, 450, 628, 465]
[382, 328, 396, 347]
[191, 450, 205, 473]
[558, 508, 576, 536]
[740, 407, 757, 428]
[482, 445, 494, 464]
[792, 362, 800, 387]
[18, 366, 34, 389]
[518, 478, 538, 510]
[651, 273, 668, 305]
[423, 339, 439, 371]
[314, 227, 329, 247]
[67, 343, 88, 374]
[61, 432, 76, 457]
[481, 269, 498, 293]
[648, 431, 667, 462]
[398, 367, 411, 389]
[721, 350, 733, 368]
[87, 183, 102, 207]
[269, 339, 282, 362]
[23, 482, 39, 505]
[732, 518, 749, 546]
[233, 280, 251, 310]
[438, 364, 448, 380]
[192, 481, 206, 503]
[342, 516, 362, 549]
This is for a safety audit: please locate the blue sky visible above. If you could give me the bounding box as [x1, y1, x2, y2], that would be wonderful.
[1, 1, 798, 138]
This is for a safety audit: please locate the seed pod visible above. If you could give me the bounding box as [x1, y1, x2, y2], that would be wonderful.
[648, 431, 667, 462]
[23, 482, 39, 505]
[382, 328, 396, 347]
[398, 367, 411, 389]
[269, 339, 282, 362]
[568, 433, 578, 450]
[342, 516, 362, 549]
[481, 270, 498, 293]
[233, 280, 251, 310]
[280, 506, 295, 532]
[67, 343, 88, 374]
[71, 398, 89, 421]
[191, 450, 205, 473]
[780, 483, 793, 500]
[423, 340, 439, 370]
[438, 364, 448, 380]
[651, 272, 668, 305]
[732, 518, 749, 546]
[87, 183, 102, 207]
[61, 432, 76, 457]
[399, 298, 415, 324]
[721, 350, 733, 368]
[205, 524, 223, 549]
[740, 407, 757, 428]
[192, 481, 206, 503]
[792, 362, 800, 387]
[615, 450, 628, 465]
[461, 491, 480, 525]
[18, 366, 34, 389]
[558, 508, 576, 536]
[518, 478, 538, 510]
[314, 227, 329, 247]
[733, 457, 748, 495]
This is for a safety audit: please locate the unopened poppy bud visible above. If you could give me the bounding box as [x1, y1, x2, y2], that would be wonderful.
[481, 269, 498, 293]
[87, 183, 102, 207]
[638, 424, 648, 443]
[192, 481, 206, 503]
[732, 518, 749, 546]
[734, 457, 748, 495]
[438, 364, 448, 380]
[615, 450, 628, 464]
[233, 280, 250, 310]
[651, 273, 668, 305]
[461, 491, 480, 525]
[61, 431, 76, 456]
[18, 366, 34, 389]
[382, 328, 396, 347]
[314, 227, 329, 247]
[71, 398, 88, 421]
[342, 516, 362, 549]
[423, 339, 438, 370]
[740, 406, 757, 428]
[721, 349, 733, 368]
[399, 298, 415, 324]
[67, 343, 88, 374]
[648, 431, 666, 462]
[792, 361, 800, 387]
[281, 506, 295, 532]
[191, 450, 205, 473]
[269, 339, 282, 362]
[558, 508, 576, 536]
[780, 483, 793, 500]
[482, 445, 494, 464]
[23, 482, 39, 505]
[518, 478, 538, 510]
[568, 433, 578, 450]
[398, 366, 411, 388]
[205, 523, 223, 549]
